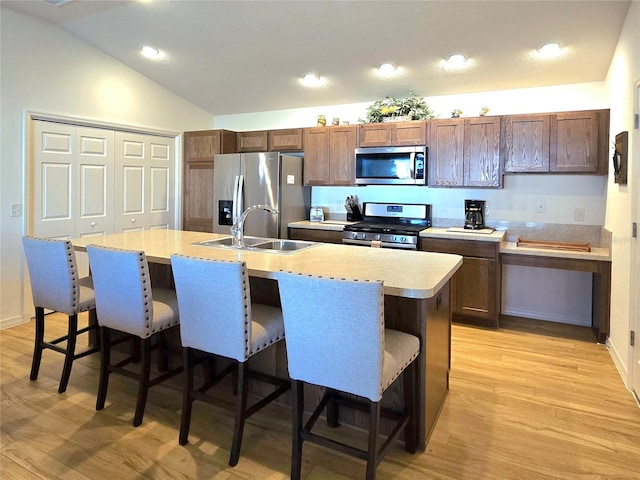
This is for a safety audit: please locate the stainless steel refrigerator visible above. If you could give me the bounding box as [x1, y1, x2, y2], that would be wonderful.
[212, 152, 310, 239]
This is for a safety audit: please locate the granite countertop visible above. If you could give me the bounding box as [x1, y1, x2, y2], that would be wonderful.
[288, 220, 356, 231]
[71, 229, 462, 299]
[420, 227, 506, 242]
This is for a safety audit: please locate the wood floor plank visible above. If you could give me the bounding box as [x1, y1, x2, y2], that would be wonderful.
[2, 314, 639, 479]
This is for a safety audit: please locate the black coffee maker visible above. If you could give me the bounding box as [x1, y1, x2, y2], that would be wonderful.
[464, 200, 486, 230]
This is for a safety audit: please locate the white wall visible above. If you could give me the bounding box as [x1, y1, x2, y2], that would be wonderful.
[0, 8, 215, 328]
[215, 83, 609, 327]
[603, 0, 640, 383]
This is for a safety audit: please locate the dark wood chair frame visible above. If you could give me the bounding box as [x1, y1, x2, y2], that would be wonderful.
[30, 307, 100, 394]
[291, 359, 417, 480]
[179, 346, 291, 466]
[96, 325, 182, 427]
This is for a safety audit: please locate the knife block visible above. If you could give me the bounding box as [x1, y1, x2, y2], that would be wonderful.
[347, 205, 363, 222]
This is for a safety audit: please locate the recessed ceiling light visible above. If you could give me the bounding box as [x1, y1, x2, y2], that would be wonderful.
[447, 53, 467, 65]
[140, 45, 164, 59]
[303, 73, 319, 83]
[301, 72, 328, 87]
[538, 42, 562, 57]
[378, 62, 396, 73]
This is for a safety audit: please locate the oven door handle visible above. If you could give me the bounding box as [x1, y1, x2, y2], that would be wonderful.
[342, 238, 417, 250]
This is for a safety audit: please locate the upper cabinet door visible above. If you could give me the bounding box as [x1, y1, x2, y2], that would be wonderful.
[392, 121, 427, 146]
[358, 123, 392, 147]
[464, 117, 502, 188]
[428, 119, 464, 187]
[303, 127, 331, 185]
[503, 114, 550, 173]
[329, 125, 356, 186]
[238, 130, 268, 152]
[268, 128, 303, 151]
[550, 111, 599, 173]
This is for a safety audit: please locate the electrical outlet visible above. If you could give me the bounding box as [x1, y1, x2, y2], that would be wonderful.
[11, 203, 22, 217]
[535, 200, 546, 213]
[485, 202, 490, 218]
[573, 208, 585, 222]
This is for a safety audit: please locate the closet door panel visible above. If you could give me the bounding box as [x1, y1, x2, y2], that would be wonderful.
[33, 121, 75, 238]
[76, 127, 114, 237]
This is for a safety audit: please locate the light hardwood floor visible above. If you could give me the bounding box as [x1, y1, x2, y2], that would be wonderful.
[1, 314, 639, 479]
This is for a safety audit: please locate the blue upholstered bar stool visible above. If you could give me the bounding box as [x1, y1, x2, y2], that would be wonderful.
[86, 244, 182, 427]
[170, 254, 290, 467]
[277, 272, 420, 480]
[22, 236, 100, 393]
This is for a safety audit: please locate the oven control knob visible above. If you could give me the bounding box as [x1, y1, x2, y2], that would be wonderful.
[350, 232, 358, 239]
[359, 233, 367, 240]
[374, 234, 381, 240]
[401, 236, 407, 243]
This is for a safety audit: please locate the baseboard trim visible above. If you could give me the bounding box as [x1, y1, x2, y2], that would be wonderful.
[1, 315, 30, 330]
[607, 337, 631, 391]
[502, 307, 591, 327]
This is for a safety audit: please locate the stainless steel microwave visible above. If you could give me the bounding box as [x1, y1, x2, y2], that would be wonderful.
[355, 146, 427, 185]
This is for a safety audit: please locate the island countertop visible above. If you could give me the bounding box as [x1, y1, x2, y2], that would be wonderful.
[72, 229, 462, 300]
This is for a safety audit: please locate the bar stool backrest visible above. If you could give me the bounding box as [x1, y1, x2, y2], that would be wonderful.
[170, 255, 252, 362]
[86, 245, 153, 338]
[277, 272, 386, 402]
[22, 236, 83, 315]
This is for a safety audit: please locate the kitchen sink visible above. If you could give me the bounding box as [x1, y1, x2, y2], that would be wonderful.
[252, 239, 316, 252]
[193, 236, 317, 254]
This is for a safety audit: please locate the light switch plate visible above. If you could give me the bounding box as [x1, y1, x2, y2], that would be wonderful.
[11, 203, 22, 217]
[286, 174, 295, 185]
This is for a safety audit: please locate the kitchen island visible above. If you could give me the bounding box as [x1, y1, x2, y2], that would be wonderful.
[71, 229, 462, 450]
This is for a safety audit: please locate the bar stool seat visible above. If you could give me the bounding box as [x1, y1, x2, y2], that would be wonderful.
[22, 236, 100, 393]
[277, 271, 420, 480]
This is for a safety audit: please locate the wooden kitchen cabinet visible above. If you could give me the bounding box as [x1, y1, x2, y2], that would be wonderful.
[268, 128, 304, 151]
[358, 121, 427, 147]
[288, 227, 343, 244]
[503, 114, 551, 173]
[420, 238, 501, 327]
[303, 125, 356, 186]
[551, 110, 601, 173]
[237, 130, 268, 152]
[503, 109, 609, 174]
[429, 117, 501, 188]
[183, 129, 237, 232]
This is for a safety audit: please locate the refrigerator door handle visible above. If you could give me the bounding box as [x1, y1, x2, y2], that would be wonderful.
[232, 175, 240, 224]
[238, 174, 245, 218]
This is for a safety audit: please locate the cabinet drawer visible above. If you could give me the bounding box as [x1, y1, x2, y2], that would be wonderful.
[420, 238, 497, 259]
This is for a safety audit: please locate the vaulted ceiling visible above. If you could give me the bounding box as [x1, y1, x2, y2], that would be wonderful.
[3, 0, 631, 116]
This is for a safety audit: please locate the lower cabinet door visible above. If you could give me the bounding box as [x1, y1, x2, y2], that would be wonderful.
[453, 256, 497, 325]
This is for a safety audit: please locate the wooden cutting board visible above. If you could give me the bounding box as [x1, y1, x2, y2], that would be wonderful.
[516, 238, 591, 252]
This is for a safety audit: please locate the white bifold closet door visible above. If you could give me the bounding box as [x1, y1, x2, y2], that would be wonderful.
[33, 121, 115, 240]
[32, 120, 175, 240]
[114, 132, 174, 233]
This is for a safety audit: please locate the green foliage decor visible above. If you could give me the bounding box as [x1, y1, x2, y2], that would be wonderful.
[365, 92, 435, 123]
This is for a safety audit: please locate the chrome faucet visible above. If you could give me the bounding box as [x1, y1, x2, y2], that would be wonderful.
[231, 204, 279, 248]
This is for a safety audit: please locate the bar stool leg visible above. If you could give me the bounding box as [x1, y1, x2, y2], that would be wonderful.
[229, 361, 249, 466]
[30, 307, 45, 381]
[96, 327, 111, 411]
[179, 347, 194, 446]
[366, 401, 381, 480]
[291, 380, 304, 480]
[58, 314, 78, 393]
[133, 337, 152, 427]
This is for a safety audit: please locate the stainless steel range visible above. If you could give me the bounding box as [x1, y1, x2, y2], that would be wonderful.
[342, 202, 432, 250]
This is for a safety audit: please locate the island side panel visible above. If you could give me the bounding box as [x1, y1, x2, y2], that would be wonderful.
[385, 279, 452, 451]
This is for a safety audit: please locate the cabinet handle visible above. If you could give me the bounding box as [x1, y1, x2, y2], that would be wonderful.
[131, 218, 136, 223]
[91, 222, 97, 227]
